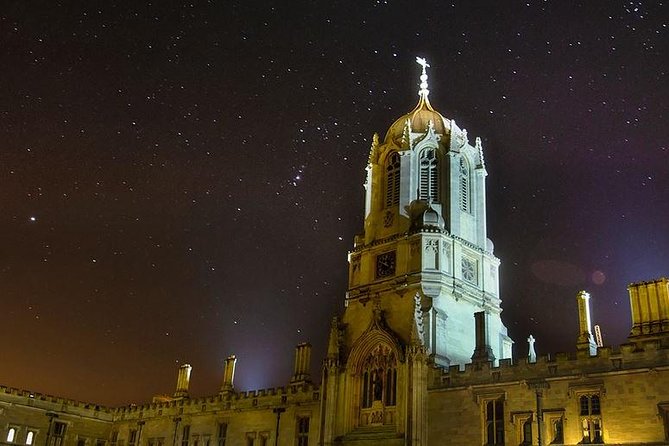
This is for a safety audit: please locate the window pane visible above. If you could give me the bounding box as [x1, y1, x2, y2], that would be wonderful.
[580, 395, 590, 416]
[591, 395, 600, 415]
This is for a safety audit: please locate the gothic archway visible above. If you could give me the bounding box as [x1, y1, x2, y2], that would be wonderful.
[347, 322, 403, 428]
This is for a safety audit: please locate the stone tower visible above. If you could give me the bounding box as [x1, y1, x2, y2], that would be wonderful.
[320, 59, 512, 446]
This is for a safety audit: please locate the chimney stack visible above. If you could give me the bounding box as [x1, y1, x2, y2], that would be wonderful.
[471, 311, 495, 364]
[174, 364, 192, 398]
[576, 291, 597, 356]
[628, 277, 669, 343]
[290, 342, 312, 384]
[220, 355, 237, 394]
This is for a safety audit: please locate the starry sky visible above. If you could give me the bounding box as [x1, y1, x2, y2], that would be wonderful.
[1, 1, 667, 406]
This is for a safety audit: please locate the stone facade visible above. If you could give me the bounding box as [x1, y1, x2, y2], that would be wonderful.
[2, 64, 668, 446]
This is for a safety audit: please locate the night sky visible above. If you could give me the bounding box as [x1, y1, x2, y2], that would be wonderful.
[1, 1, 667, 406]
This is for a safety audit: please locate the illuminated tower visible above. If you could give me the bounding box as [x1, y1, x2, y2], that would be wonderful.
[320, 59, 512, 445]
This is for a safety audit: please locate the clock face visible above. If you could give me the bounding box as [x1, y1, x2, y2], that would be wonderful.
[376, 251, 396, 278]
[461, 258, 476, 283]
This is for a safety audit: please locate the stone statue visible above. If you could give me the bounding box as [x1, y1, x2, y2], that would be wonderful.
[527, 334, 537, 363]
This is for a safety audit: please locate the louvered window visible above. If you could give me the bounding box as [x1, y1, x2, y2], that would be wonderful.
[419, 149, 439, 201]
[459, 157, 470, 212]
[385, 152, 401, 207]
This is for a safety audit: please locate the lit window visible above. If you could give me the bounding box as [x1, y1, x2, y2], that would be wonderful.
[485, 399, 504, 445]
[385, 152, 401, 207]
[26, 431, 35, 445]
[579, 394, 603, 444]
[459, 157, 470, 212]
[7, 428, 16, 443]
[296, 418, 309, 446]
[419, 148, 439, 201]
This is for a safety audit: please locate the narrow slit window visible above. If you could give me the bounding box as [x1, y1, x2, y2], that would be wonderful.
[459, 157, 470, 212]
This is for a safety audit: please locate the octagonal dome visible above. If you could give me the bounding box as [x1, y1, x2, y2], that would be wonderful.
[384, 94, 450, 145]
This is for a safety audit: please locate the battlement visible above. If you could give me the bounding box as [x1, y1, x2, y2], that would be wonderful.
[432, 337, 669, 389]
[113, 382, 320, 418]
[0, 385, 113, 418]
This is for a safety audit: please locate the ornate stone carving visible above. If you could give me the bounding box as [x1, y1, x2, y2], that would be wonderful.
[425, 239, 438, 253]
[368, 132, 381, 164]
[383, 210, 394, 227]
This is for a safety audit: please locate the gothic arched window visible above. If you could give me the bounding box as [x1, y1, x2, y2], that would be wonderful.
[419, 148, 439, 201]
[459, 157, 470, 213]
[385, 152, 401, 208]
[360, 345, 397, 408]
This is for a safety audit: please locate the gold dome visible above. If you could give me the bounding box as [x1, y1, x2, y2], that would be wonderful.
[384, 93, 450, 145]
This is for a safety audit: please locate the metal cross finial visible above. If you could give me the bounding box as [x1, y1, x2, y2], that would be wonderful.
[415, 57, 430, 97]
[415, 57, 430, 74]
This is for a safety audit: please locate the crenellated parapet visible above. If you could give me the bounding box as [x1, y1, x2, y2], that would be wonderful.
[0, 385, 113, 418]
[431, 338, 669, 390]
[113, 382, 320, 421]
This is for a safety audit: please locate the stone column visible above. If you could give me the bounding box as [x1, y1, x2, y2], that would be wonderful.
[291, 342, 312, 384]
[220, 355, 236, 394]
[174, 364, 192, 398]
[576, 291, 597, 356]
[321, 318, 340, 446]
[408, 345, 428, 446]
[471, 311, 495, 364]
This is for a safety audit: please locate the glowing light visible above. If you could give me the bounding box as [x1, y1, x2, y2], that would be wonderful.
[592, 270, 606, 285]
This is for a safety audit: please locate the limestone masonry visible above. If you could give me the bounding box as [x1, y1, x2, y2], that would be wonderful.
[2, 61, 668, 446]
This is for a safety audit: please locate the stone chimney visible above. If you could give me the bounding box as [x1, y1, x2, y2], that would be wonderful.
[174, 364, 192, 398]
[576, 291, 597, 356]
[290, 342, 312, 384]
[471, 311, 495, 364]
[628, 277, 669, 343]
[220, 355, 237, 394]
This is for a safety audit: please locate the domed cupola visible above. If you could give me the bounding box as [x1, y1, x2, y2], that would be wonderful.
[384, 57, 451, 145]
[408, 200, 446, 232]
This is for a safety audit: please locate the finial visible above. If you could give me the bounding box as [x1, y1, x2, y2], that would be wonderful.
[527, 335, 537, 363]
[415, 56, 430, 97]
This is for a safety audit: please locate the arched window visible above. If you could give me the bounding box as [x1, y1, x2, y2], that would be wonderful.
[459, 157, 470, 213]
[6, 428, 16, 443]
[360, 345, 397, 408]
[419, 148, 439, 201]
[385, 152, 401, 207]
